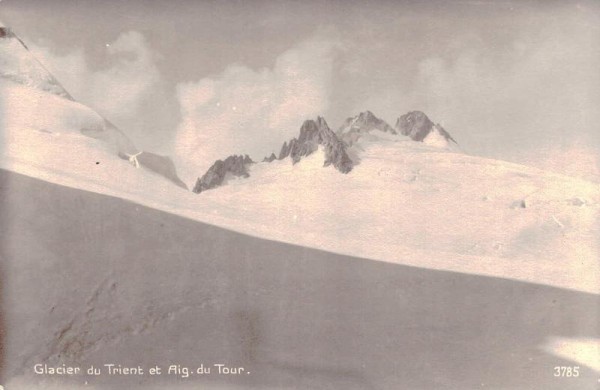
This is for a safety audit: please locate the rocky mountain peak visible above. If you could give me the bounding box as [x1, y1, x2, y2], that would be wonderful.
[316, 115, 329, 129]
[337, 110, 396, 146]
[192, 154, 254, 194]
[340, 111, 395, 133]
[356, 110, 380, 124]
[192, 111, 460, 194]
[395, 111, 457, 144]
[277, 117, 353, 173]
[262, 153, 277, 163]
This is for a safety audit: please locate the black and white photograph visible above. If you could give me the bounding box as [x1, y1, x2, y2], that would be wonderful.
[0, 0, 598, 389]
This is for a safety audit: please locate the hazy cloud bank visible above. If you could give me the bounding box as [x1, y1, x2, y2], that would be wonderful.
[173, 32, 341, 181]
[29, 31, 174, 151]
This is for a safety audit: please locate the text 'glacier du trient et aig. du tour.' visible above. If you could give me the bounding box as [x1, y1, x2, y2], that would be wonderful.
[33, 363, 250, 378]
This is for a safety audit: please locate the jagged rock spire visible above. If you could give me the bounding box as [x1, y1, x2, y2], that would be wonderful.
[277, 116, 353, 173]
[193, 155, 254, 194]
[337, 110, 396, 146]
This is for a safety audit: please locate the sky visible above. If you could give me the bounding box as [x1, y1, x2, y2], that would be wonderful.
[1, 0, 599, 178]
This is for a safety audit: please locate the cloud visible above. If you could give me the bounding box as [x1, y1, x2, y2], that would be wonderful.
[89, 31, 161, 124]
[352, 12, 600, 178]
[407, 28, 600, 177]
[173, 33, 340, 182]
[28, 44, 88, 96]
[28, 31, 168, 150]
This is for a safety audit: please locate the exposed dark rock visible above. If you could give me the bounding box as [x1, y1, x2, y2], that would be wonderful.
[193, 154, 254, 194]
[0, 27, 29, 50]
[277, 117, 353, 173]
[278, 141, 288, 160]
[262, 153, 277, 163]
[395, 111, 457, 143]
[395, 111, 433, 141]
[337, 111, 396, 146]
[288, 119, 321, 163]
[568, 198, 586, 207]
[279, 139, 299, 160]
[0, 27, 14, 39]
[511, 199, 527, 209]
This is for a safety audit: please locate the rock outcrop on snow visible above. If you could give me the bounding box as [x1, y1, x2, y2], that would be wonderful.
[277, 117, 353, 173]
[262, 153, 277, 162]
[193, 155, 253, 193]
[194, 117, 354, 193]
[395, 111, 457, 144]
[338, 110, 396, 146]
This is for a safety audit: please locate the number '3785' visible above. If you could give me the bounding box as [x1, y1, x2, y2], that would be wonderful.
[553, 366, 579, 377]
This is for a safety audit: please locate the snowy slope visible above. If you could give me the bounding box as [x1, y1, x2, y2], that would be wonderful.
[0, 28, 187, 189]
[1, 25, 599, 390]
[2, 169, 598, 390]
[1, 80, 598, 294]
[0, 79, 139, 187]
[0, 25, 598, 295]
[203, 139, 600, 294]
[0, 25, 136, 156]
[0, 26, 72, 99]
[422, 124, 461, 151]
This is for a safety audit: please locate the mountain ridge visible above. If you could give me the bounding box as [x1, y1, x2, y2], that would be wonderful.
[193, 110, 458, 193]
